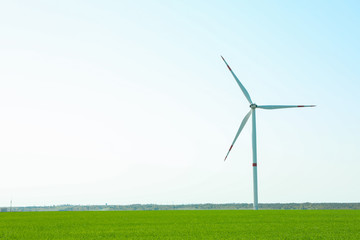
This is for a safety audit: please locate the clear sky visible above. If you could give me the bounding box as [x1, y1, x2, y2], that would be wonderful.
[1, 1, 359, 206]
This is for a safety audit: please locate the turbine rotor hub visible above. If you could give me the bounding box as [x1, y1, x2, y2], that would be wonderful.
[250, 103, 257, 109]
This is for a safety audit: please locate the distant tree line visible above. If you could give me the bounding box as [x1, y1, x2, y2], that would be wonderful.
[2, 202, 360, 212]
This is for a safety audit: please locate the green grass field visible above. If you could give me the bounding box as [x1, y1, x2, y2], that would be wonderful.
[0, 210, 359, 239]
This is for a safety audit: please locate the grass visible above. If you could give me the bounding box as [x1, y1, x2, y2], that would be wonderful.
[0, 210, 359, 239]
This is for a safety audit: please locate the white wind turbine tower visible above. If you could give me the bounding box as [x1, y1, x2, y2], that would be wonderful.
[221, 56, 315, 210]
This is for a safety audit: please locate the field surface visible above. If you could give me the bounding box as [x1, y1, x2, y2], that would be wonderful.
[0, 210, 359, 239]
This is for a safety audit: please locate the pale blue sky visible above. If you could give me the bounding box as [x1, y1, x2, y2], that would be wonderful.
[0, 1, 359, 206]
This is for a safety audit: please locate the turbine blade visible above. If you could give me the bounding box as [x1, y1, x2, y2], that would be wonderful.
[224, 110, 252, 161]
[221, 56, 253, 104]
[257, 105, 316, 110]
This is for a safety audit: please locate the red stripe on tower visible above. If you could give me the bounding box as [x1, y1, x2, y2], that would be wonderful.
[253, 163, 257, 167]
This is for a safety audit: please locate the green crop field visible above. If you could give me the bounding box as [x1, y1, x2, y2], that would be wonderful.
[0, 210, 359, 239]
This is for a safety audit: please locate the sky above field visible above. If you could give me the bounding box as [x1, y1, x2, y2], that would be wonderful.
[1, 1, 359, 207]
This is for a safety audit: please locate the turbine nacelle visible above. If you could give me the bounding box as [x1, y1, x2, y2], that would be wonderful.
[250, 103, 257, 109]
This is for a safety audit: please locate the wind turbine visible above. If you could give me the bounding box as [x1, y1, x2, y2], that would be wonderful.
[221, 56, 315, 210]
